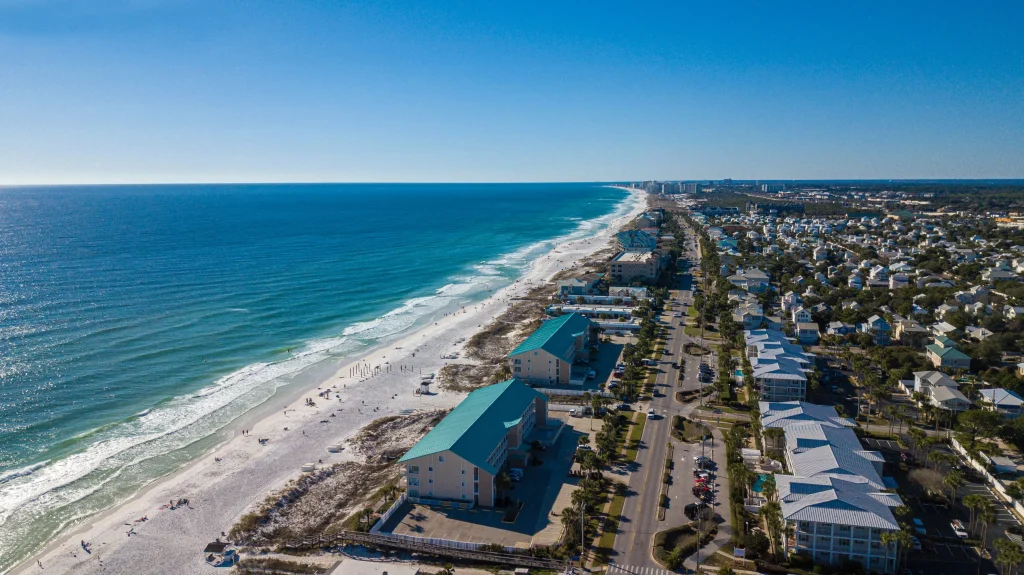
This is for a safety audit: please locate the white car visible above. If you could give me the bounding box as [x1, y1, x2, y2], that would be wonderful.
[569, 408, 578, 417]
[647, 407, 655, 417]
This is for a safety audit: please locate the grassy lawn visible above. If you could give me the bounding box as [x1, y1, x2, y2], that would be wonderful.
[684, 325, 720, 339]
[592, 493, 627, 566]
[625, 412, 647, 461]
[696, 404, 749, 415]
[687, 305, 698, 318]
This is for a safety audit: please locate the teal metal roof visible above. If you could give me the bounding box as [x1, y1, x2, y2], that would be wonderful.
[926, 344, 971, 360]
[508, 312, 591, 358]
[397, 379, 545, 474]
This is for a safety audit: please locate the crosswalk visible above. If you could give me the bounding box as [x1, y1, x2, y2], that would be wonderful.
[606, 564, 676, 575]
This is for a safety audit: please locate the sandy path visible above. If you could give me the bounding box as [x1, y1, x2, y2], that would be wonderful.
[15, 187, 647, 575]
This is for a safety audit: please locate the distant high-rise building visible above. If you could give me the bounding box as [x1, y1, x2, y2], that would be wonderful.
[762, 183, 786, 193]
[682, 182, 700, 194]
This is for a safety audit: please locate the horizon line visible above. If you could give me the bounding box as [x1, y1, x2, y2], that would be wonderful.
[3, 177, 1024, 188]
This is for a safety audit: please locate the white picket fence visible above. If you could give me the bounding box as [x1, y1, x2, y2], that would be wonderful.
[950, 437, 1024, 522]
[370, 491, 408, 534]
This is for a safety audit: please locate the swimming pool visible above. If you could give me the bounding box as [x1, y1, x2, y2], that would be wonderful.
[752, 473, 771, 493]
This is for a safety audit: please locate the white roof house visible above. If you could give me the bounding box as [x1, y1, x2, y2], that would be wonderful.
[979, 388, 1024, 419]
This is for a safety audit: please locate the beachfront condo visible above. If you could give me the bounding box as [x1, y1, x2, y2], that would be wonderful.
[609, 251, 659, 283]
[507, 313, 595, 386]
[398, 379, 557, 508]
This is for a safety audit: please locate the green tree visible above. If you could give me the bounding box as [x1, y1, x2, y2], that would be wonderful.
[943, 469, 964, 504]
[957, 409, 1003, 451]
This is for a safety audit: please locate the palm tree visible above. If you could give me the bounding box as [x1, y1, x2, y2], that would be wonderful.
[963, 494, 987, 533]
[907, 427, 926, 460]
[880, 530, 913, 572]
[978, 503, 996, 543]
[994, 537, 1023, 575]
[943, 469, 964, 504]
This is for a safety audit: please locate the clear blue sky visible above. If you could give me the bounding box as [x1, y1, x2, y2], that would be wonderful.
[1, 0, 1022, 184]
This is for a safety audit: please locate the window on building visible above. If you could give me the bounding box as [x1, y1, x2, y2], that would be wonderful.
[409, 489, 419, 498]
[428, 478, 433, 484]
[408, 465, 419, 474]
[438, 455, 445, 463]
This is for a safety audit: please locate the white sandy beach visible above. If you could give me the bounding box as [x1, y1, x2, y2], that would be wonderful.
[14, 187, 647, 575]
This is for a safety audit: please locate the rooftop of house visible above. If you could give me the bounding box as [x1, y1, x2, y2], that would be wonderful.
[926, 344, 971, 361]
[913, 370, 958, 388]
[979, 388, 1024, 407]
[508, 312, 591, 357]
[398, 378, 544, 475]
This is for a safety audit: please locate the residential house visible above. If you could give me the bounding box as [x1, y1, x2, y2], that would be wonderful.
[978, 389, 1024, 419]
[911, 370, 971, 413]
[826, 321, 855, 336]
[930, 322, 959, 338]
[556, 277, 599, 297]
[925, 337, 972, 371]
[791, 306, 812, 324]
[889, 273, 910, 289]
[796, 322, 819, 344]
[859, 315, 891, 346]
[893, 319, 930, 349]
[869, 265, 889, 282]
[727, 268, 771, 293]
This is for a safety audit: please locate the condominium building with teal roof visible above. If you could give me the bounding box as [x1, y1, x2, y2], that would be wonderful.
[507, 312, 595, 386]
[398, 378, 551, 507]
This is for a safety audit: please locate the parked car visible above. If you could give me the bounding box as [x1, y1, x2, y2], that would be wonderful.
[951, 519, 968, 538]
[647, 407, 655, 417]
[831, 385, 840, 393]
[587, 370, 596, 380]
[912, 518, 926, 535]
[910, 536, 922, 552]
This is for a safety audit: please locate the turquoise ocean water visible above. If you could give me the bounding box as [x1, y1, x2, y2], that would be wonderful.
[0, 183, 631, 571]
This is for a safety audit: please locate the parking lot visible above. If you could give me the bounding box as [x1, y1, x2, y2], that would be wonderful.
[384, 416, 582, 547]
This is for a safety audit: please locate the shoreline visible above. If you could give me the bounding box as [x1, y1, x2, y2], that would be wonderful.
[11, 187, 648, 575]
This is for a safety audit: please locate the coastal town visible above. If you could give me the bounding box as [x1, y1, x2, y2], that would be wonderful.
[19, 182, 1024, 575]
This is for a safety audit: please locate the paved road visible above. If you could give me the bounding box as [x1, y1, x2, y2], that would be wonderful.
[607, 222, 732, 571]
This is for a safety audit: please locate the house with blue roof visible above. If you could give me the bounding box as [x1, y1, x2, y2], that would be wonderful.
[398, 378, 553, 507]
[508, 313, 595, 386]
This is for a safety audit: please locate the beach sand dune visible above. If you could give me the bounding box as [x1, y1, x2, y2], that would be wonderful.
[15, 188, 647, 575]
